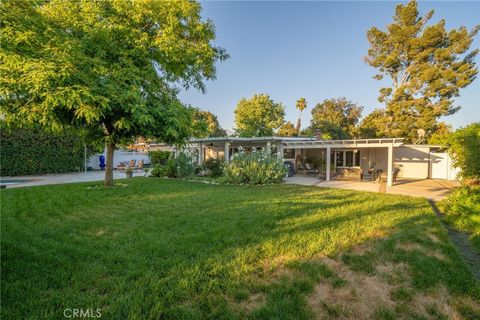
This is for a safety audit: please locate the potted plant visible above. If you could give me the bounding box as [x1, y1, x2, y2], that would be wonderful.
[125, 167, 133, 178]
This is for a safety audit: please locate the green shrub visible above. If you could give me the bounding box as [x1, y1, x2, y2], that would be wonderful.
[150, 153, 195, 178]
[445, 123, 480, 182]
[149, 164, 168, 177]
[0, 126, 90, 176]
[148, 150, 171, 165]
[224, 147, 286, 184]
[202, 158, 224, 177]
[439, 185, 480, 252]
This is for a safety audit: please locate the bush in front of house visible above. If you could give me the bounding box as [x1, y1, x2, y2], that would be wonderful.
[150, 153, 196, 178]
[224, 147, 286, 184]
[202, 158, 224, 177]
[148, 150, 171, 165]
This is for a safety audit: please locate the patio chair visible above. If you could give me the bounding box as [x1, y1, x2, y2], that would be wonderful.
[117, 161, 127, 171]
[304, 163, 319, 175]
[393, 167, 401, 184]
[133, 159, 144, 172]
[127, 159, 136, 169]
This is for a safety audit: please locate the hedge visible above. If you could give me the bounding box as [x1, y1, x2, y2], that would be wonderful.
[0, 127, 88, 176]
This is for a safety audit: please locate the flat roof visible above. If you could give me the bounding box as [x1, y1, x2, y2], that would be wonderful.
[189, 136, 317, 143]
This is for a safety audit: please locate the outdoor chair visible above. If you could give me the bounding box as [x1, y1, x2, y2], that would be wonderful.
[393, 167, 401, 184]
[304, 163, 319, 175]
[133, 159, 144, 172]
[117, 161, 128, 171]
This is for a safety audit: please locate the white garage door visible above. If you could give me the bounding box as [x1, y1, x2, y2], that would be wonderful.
[430, 152, 457, 180]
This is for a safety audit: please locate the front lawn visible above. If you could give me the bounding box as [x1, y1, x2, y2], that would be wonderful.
[1, 178, 479, 319]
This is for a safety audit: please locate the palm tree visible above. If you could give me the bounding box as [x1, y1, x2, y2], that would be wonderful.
[295, 97, 307, 134]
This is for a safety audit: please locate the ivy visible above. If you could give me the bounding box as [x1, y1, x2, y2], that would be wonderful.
[0, 127, 89, 176]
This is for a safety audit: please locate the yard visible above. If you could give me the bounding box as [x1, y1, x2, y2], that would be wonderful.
[1, 178, 479, 319]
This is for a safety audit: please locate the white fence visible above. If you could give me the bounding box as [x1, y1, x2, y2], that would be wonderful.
[88, 150, 150, 169]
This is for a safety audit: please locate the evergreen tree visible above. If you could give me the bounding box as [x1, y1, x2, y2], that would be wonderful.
[365, 0, 479, 141]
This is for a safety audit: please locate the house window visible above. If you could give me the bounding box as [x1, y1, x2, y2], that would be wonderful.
[335, 151, 344, 167]
[283, 148, 295, 159]
[336, 150, 360, 167]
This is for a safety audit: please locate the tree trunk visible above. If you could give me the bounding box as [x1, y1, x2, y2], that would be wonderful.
[104, 142, 115, 187]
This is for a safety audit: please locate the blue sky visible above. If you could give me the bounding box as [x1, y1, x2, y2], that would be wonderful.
[178, 1, 480, 131]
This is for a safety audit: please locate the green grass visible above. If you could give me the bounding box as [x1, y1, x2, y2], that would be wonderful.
[439, 185, 480, 252]
[1, 178, 479, 319]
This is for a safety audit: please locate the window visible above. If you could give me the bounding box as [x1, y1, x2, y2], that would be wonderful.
[335, 151, 344, 167]
[336, 150, 360, 167]
[283, 148, 295, 159]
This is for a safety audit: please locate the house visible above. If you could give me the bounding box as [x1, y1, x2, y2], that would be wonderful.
[186, 136, 458, 186]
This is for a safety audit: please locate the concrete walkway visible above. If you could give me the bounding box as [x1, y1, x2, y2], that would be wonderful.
[1, 171, 146, 188]
[284, 175, 459, 201]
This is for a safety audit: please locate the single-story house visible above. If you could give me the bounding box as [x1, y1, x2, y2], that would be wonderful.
[185, 136, 458, 187]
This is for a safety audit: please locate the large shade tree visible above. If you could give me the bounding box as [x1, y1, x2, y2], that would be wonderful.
[309, 97, 363, 138]
[0, 0, 227, 186]
[365, 0, 479, 141]
[190, 108, 226, 138]
[234, 94, 285, 137]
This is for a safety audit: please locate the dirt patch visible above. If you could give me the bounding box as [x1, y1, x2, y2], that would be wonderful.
[238, 293, 266, 313]
[308, 257, 394, 319]
[308, 257, 467, 319]
[411, 286, 461, 319]
[396, 242, 447, 261]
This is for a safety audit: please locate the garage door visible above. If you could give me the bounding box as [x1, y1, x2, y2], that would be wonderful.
[430, 152, 448, 179]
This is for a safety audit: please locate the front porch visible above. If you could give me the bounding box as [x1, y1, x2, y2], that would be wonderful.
[284, 138, 404, 186]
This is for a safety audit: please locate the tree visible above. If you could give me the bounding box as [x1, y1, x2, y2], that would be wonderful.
[191, 108, 226, 138]
[428, 122, 452, 145]
[357, 109, 389, 139]
[445, 123, 480, 182]
[295, 97, 307, 133]
[302, 121, 349, 140]
[277, 121, 298, 137]
[309, 97, 363, 138]
[234, 94, 285, 137]
[0, 0, 228, 186]
[365, 0, 479, 141]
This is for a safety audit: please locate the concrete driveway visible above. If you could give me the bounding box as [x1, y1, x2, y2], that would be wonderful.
[284, 175, 459, 201]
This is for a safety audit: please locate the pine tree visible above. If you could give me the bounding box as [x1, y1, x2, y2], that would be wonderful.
[365, 0, 479, 141]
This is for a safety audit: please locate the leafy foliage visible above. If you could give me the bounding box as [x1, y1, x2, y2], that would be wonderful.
[202, 158, 224, 177]
[150, 153, 196, 178]
[148, 150, 171, 165]
[277, 121, 298, 137]
[444, 123, 480, 181]
[357, 109, 389, 139]
[0, 0, 227, 185]
[295, 97, 307, 132]
[190, 108, 226, 138]
[234, 94, 285, 137]
[224, 148, 286, 184]
[309, 97, 363, 139]
[0, 126, 89, 176]
[365, 0, 479, 141]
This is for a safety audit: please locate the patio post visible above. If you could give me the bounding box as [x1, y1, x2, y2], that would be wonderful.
[276, 142, 283, 160]
[387, 144, 393, 187]
[326, 146, 331, 181]
[224, 142, 230, 163]
[198, 142, 203, 165]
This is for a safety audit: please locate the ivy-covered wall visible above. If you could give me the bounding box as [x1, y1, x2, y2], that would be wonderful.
[0, 127, 87, 176]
